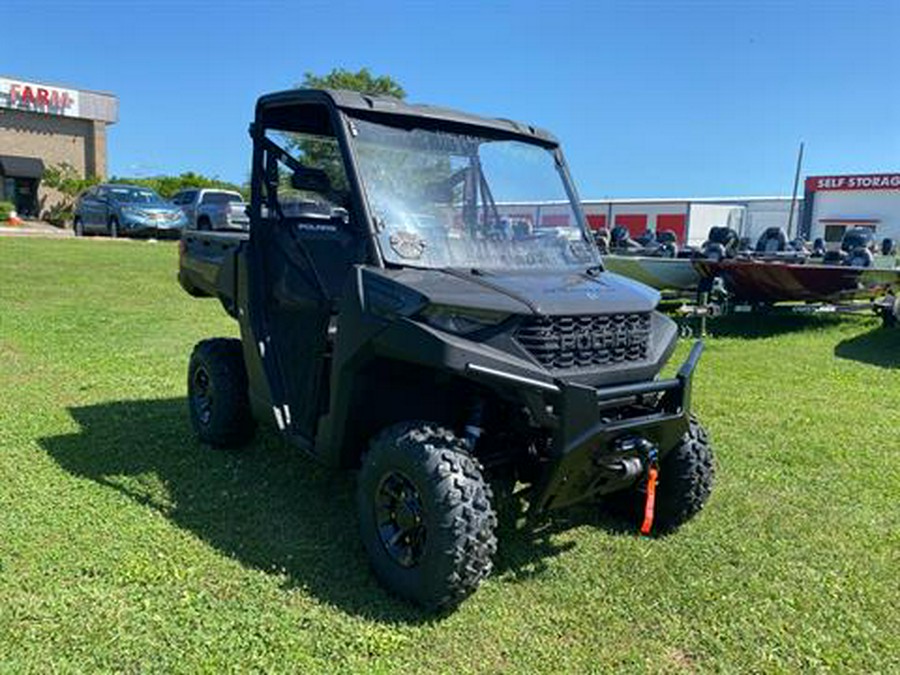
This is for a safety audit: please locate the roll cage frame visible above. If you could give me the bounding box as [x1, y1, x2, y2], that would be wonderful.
[246, 88, 594, 269]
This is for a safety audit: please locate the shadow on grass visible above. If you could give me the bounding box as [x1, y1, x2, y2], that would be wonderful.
[40, 399, 629, 622]
[701, 312, 852, 339]
[834, 327, 900, 369]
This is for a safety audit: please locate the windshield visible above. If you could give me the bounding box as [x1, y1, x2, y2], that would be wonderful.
[109, 187, 165, 205]
[350, 117, 597, 270]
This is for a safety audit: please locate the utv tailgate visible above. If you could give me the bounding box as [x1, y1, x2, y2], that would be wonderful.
[179, 230, 248, 314]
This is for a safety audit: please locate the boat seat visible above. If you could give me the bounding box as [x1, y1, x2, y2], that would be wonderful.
[756, 227, 788, 253]
[706, 227, 739, 257]
[656, 229, 678, 245]
[811, 238, 827, 257]
[610, 225, 642, 251]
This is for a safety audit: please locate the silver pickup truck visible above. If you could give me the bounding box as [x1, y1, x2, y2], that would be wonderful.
[171, 188, 249, 230]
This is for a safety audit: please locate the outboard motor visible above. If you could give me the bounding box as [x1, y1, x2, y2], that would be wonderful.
[841, 227, 875, 253]
[840, 227, 876, 267]
[755, 227, 788, 253]
[882, 237, 897, 256]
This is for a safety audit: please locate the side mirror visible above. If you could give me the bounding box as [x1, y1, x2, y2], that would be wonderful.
[291, 167, 331, 194]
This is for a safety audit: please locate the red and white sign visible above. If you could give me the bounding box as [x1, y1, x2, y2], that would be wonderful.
[806, 173, 900, 192]
[0, 77, 80, 117]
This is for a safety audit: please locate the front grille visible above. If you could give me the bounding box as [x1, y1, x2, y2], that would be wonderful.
[515, 313, 651, 370]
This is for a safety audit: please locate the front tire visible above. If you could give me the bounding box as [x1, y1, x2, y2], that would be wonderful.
[357, 422, 498, 610]
[108, 217, 119, 238]
[73, 217, 84, 236]
[187, 338, 255, 447]
[606, 416, 715, 534]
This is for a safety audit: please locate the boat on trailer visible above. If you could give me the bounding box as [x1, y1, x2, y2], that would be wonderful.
[693, 257, 899, 303]
[598, 226, 705, 294]
[598, 224, 900, 327]
[601, 255, 702, 294]
[694, 227, 899, 304]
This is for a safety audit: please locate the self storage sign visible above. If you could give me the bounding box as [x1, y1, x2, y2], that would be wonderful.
[806, 173, 900, 192]
[0, 77, 80, 117]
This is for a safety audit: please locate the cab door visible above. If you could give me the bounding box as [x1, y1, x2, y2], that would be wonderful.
[245, 103, 366, 444]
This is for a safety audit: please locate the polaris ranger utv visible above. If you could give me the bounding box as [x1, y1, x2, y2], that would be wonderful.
[180, 88, 715, 610]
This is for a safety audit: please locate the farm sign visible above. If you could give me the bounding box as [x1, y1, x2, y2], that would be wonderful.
[0, 77, 80, 117]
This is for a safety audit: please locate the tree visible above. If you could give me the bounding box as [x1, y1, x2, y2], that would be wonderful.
[300, 67, 405, 99]
[107, 172, 246, 200]
[41, 162, 101, 225]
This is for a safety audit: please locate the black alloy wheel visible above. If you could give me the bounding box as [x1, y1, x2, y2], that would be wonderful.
[191, 365, 214, 427]
[187, 338, 255, 447]
[375, 471, 427, 568]
[357, 422, 497, 610]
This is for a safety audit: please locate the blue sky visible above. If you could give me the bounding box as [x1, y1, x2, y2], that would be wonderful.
[4, 0, 898, 198]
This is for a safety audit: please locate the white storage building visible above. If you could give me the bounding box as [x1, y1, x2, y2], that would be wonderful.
[800, 173, 900, 247]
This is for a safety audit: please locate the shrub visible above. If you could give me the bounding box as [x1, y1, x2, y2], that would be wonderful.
[42, 163, 100, 227]
[0, 201, 14, 221]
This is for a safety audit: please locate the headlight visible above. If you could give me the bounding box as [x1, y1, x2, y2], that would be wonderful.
[419, 305, 509, 335]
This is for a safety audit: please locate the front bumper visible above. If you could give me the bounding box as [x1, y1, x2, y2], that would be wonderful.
[124, 218, 186, 238]
[531, 341, 704, 511]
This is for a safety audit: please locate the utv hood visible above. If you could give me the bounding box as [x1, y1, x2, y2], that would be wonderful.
[375, 267, 661, 316]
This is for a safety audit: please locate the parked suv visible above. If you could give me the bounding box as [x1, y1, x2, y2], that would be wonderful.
[74, 184, 188, 238]
[171, 188, 249, 230]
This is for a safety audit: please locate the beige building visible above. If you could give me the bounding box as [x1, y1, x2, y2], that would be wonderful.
[0, 75, 118, 217]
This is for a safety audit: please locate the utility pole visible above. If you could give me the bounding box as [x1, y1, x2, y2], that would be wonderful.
[787, 142, 804, 239]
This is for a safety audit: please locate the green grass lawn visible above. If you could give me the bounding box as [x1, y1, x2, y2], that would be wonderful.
[1, 237, 898, 673]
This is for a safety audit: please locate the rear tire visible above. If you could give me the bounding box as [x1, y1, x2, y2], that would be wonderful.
[606, 416, 715, 534]
[187, 338, 255, 447]
[882, 295, 899, 329]
[357, 422, 498, 610]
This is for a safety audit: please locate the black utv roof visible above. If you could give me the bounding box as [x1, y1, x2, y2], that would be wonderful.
[256, 88, 559, 148]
